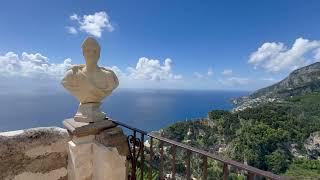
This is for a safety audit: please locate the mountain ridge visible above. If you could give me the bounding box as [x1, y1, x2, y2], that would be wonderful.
[234, 62, 320, 111]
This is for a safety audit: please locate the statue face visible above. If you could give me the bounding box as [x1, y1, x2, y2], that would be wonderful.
[83, 46, 100, 65]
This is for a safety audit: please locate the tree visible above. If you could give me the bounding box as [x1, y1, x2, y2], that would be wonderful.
[266, 149, 290, 174]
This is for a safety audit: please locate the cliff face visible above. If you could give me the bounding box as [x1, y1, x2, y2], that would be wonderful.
[234, 62, 320, 111]
[0, 127, 70, 180]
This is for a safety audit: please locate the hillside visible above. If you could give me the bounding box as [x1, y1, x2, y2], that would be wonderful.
[234, 62, 320, 111]
[161, 93, 320, 179]
[161, 63, 320, 179]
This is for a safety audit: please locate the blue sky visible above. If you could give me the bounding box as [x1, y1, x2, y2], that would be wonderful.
[1, 0, 320, 91]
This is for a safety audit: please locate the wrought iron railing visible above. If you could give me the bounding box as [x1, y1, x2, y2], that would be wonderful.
[111, 119, 286, 180]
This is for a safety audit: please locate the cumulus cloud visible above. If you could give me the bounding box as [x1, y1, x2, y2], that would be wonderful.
[127, 57, 182, 81]
[249, 37, 320, 72]
[0, 51, 181, 84]
[108, 66, 124, 78]
[193, 72, 204, 79]
[0, 51, 183, 92]
[193, 67, 213, 79]
[260, 77, 277, 82]
[222, 69, 233, 76]
[70, 14, 79, 21]
[69, 11, 114, 38]
[207, 67, 213, 76]
[0, 52, 72, 79]
[66, 26, 78, 34]
[220, 77, 250, 87]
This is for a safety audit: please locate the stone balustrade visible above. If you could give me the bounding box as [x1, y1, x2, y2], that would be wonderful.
[0, 127, 70, 180]
[0, 124, 129, 180]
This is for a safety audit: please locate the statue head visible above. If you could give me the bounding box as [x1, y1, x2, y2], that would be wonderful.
[82, 37, 101, 66]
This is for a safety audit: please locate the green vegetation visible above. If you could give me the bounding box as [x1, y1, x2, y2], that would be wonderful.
[163, 120, 218, 150]
[161, 92, 320, 179]
[284, 158, 320, 179]
[136, 168, 158, 180]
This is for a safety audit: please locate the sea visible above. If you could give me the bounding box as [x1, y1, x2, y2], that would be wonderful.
[0, 89, 248, 132]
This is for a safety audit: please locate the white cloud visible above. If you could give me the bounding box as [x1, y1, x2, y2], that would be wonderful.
[222, 69, 233, 76]
[0, 52, 72, 79]
[314, 48, 320, 60]
[193, 72, 204, 79]
[127, 57, 182, 81]
[260, 77, 277, 82]
[207, 67, 213, 76]
[108, 66, 124, 78]
[220, 77, 250, 87]
[0, 51, 181, 85]
[70, 14, 79, 21]
[66, 26, 78, 34]
[249, 37, 320, 72]
[69, 11, 114, 38]
[194, 67, 213, 79]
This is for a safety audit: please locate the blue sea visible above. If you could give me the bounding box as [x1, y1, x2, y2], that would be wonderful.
[0, 89, 248, 132]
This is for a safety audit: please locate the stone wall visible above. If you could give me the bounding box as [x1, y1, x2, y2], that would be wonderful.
[0, 127, 70, 180]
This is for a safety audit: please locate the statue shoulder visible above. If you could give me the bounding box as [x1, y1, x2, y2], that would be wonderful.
[100, 67, 116, 75]
[99, 67, 119, 88]
[66, 65, 85, 74]
[100, 67, 118, 79]
[61, 65, 85, 86]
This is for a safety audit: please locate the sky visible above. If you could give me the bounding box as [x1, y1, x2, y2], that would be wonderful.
[1, 0, 320, 92]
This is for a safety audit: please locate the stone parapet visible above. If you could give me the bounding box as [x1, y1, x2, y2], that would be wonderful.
[0, 127, 70, 180]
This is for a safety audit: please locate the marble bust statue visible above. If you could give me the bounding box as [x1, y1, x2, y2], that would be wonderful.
[61, 37, 119, 122]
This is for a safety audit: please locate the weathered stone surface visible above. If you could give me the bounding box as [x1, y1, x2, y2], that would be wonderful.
[67, 127, 129, 180]
[61, 37, 119, 104]
[60, 37, 128, 179]
[63, 118, 116, 137]
[12, 168, 67, 180]
[0, 127, 70, 180]
[61, 37, 119, 123]
[93, 142, 128, 180]
[68, 136, 94, 180]
[74, 103, 106, 123]
[95, 127, 129, 156]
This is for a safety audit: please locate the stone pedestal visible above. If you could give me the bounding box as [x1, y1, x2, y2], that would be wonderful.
[93, 127, 128, 180]
[74, 103, 106, 123]
[68, 135, 94, 180]
[64, 119, 128, 180]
